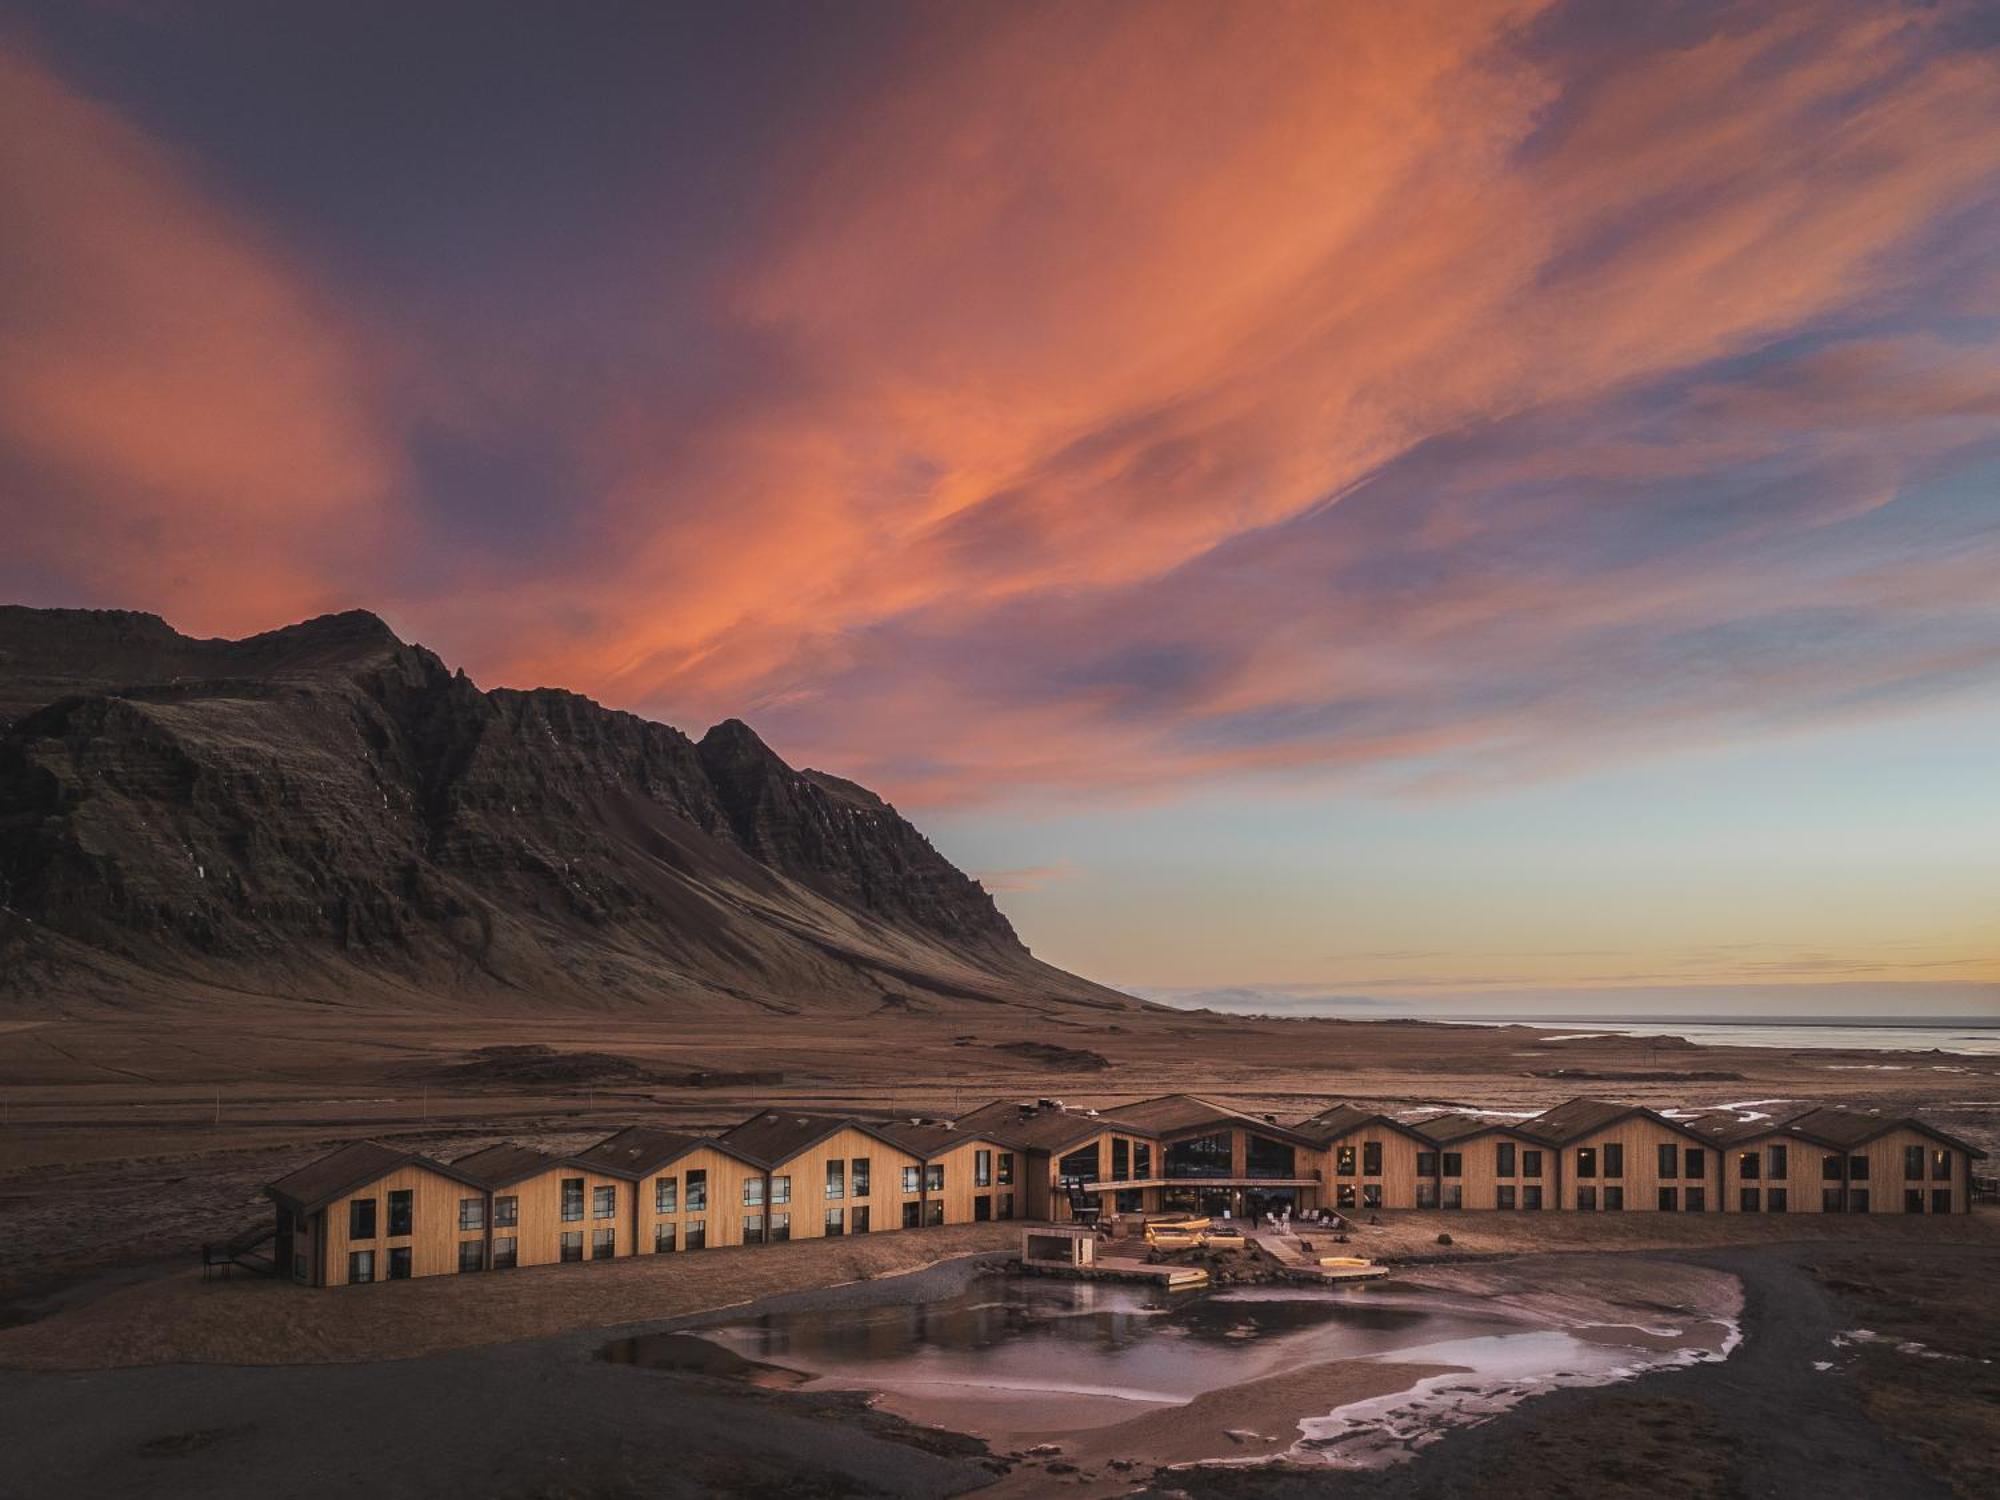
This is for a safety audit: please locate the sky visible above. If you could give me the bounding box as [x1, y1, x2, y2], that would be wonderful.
[2, 1, 1997, 1015]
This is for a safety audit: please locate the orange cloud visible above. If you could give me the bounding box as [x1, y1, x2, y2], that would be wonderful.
[0, 40, 399, 631]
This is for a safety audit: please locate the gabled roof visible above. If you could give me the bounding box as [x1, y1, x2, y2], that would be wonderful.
[570, 1125, 714, 1179]
[1413, 1113, 1550, 1146]
[950, 1099, 1113, 1152]
[1289, 1103, 1436, 1148]
[449, 1142, 565, 1189]
[869, 1119, 1015, 1158]
[1697, 1105, 1986, 1158]
[1097, 1094, 1320, 1146]
[715, 1110, 918, 1168]
[265, 1140, 474, 1214]
[1522, 1096, 1708, 1145]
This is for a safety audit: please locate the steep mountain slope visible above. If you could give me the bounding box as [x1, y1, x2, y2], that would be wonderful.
[0, 606, 1137, 1017]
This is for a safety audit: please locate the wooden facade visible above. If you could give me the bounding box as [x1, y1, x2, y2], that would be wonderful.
[264, 1092, 1983, 1286]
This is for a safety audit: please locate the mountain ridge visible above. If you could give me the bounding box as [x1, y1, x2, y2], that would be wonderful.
[0, 605, 1139, 1018]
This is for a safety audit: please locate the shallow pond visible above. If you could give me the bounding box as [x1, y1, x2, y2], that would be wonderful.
[604, 1273, 1736, 1468]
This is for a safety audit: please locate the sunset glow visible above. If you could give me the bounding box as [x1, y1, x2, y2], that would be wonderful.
[4, 1, 1996, 1007]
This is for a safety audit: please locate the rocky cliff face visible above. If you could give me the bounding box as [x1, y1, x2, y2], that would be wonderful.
[0, 606, 1132, 1016]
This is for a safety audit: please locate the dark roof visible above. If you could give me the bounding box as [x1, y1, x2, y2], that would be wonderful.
[450, 1143, 563, 1189]
[265, 1140, 465, 1213]
[1518, 1097, 1707, 1145]
[570, 1126, 710, 1179]
[1415, 1113, 1532, 1145]
[1097, 1094, 1319, 1145]
[1290, 1103, 1436, 1147]
[950, 1099, 1112, 1152]
[870, 1119, 1013, 1157]
[1697, 1106, 1986, 1158]
[716, 1110, 915, 1167]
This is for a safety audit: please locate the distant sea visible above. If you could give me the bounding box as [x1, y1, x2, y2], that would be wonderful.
[1480, 1019, 2000, 1056]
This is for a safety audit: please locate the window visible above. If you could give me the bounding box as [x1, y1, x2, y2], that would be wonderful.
[770, 1175, 791, 1206]
[924, 1164, 944, 1192]
[1577, 1187, 1597, 1210]
[1166, 1133, 1233, 1179]
[744, 1177, 765, 1207]
[902, 1201, 922, 1228]
[1603, 1186, 1623, 1211]
[686, 1170, 707, 1210]
[1336, 1145, 1357, 1177]
[1822, 1155, 1844, 1182]
[1496, 1185, 1516, 1210]
[902, 1165, 921, 1194]
[1904, 1189, 1924, 1214]
[1416, 1182, 1438, 1208]
[1657, 1144, 1678, 1179]
[1603, 1144, 1624, 1179]
[997, 1152, 1015, 1185]
[1416, 1151, 1438, 1177]
[1685, 1187, 1706, 1213]
[656, 1176, 677, 1214]
[390, 1246, 413, 1279]
[826, 1160, 845, 1200]
[1246, 1135, 1297, 1179]
[493, 1235, 518, 1269]
[1932, 1149, 1951, 1182]
[1767, 1145, 1787, 1179]
[1575, 1148, 1597, 1179]
[655, 1222, 677, 1252]
[1441, 1152, 1462, 1178]
[1443, 1184, 1463, 1209]
[1767, 1189, 1786, 1213]
[349, 1198, 377, 1240]
[1737, 1151, 1760, 1182]
[388, 1190, 413, 1237]
[1497, 1142, 1516, 1177]
[994, 1196, 1010, 1223]
[826, 1207, 844, 1236]
[1847, 1189, 1870, 1214]
[685, 1219, 706, 1250]
[1522, 1185, 1543, 1210]
[974, 1195, 992, 1222]
[1821, 1188, 1845, 1213]
[853, 1158, 871, 1195]
[1684, 1148, 1705, 1179]
[1740, 1188, 1760, 1213]
[1110, 1139, 1129, 1181]
[769, 1212, 790, 1242]
[495, 1194, 518, 1227]
[975, 1149, 993, 1187]
[1658, 1187, 1677, 1211]
[1337, 1184, 1356, 1209]
[1522, 1150, 1543, 1178]
[743, 1213, 765, 1243]
[1362, 1141, 1383, 1176]
[1848, 1155, 1869, 1182]
[459, 1197, 484, 1231]
[853, 1206, 872, 1233]
[1361, 1185, 1381, 1209]
[561, 1231, 584, 1262]
[1931, 1189, 1952, 1214]
[1132, 1143, 1151, 1178]
[926, 1199, 945, 1226]
[561, 1178, 584, 1222]
[592, 1228, 616, 1259]
[457, 1240, 483, 1273]
[1060, 1144, 1102, 1183]
[348, 1250, 375, 1284]
[1904, 1145, 1925, 1180]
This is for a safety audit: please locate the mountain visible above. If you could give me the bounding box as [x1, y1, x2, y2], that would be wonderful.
[0, 605, 1139, 1017]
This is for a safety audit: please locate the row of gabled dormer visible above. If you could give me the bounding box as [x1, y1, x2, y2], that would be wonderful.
[262, 1093, 1983, 1284]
